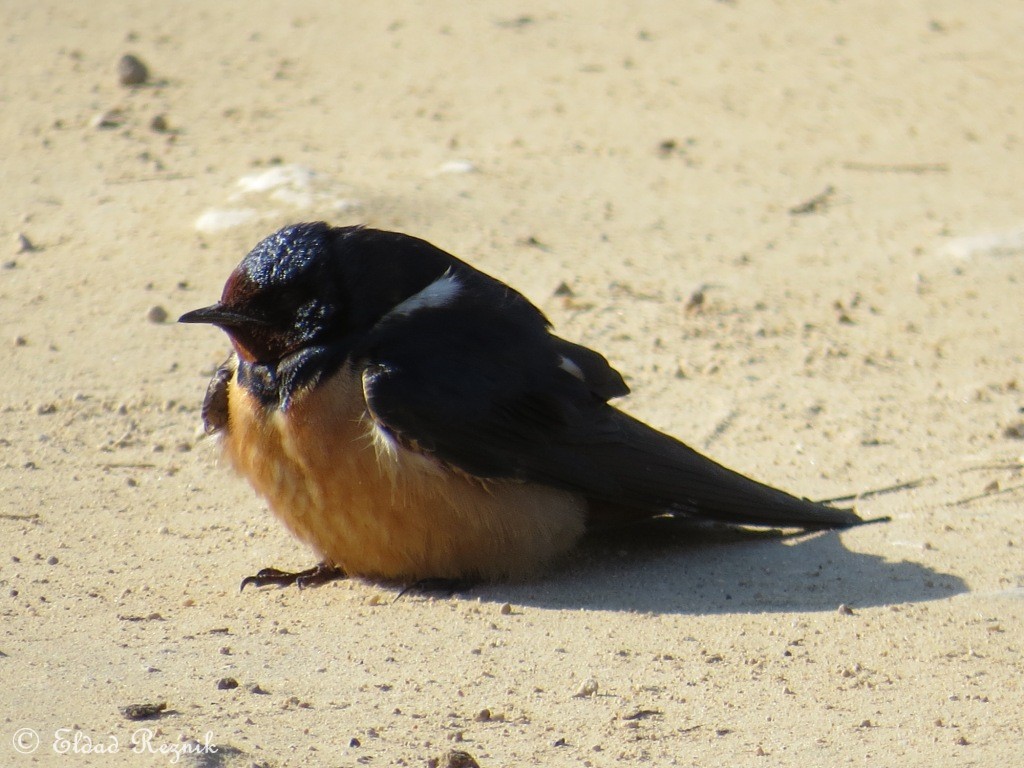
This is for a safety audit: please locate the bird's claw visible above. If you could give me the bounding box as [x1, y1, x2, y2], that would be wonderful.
[239, 563, 347, 591]
[394, 577, 474, 601]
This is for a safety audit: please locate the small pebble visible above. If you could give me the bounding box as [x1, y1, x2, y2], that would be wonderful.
[685, 289, 705, 313]
[118, 54, 149, 86]
[13, 336, 26, 347]
[146, 305, 168, 324]
[47, 556, 58, 565]
[150, 114, 169, 132]
[15, 233, 35, 253]
[349, 738, 361, 748]
[92, 109, 126, 129]
[553, 281, 575, 297]
[216, 677, 239, 690]
[837, 604, 855, 615]
[437, 750, 480, 768]
[474, 708, 491, 722]
[120, 702, 166, 720]
[499, 602, 512, 615]
[574, 678, 599, 697]
[438, 159, 477, 174]
[1004, 422, 1024, 440]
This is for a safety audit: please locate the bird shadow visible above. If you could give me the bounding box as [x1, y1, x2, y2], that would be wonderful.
[468, 518, 966, 615]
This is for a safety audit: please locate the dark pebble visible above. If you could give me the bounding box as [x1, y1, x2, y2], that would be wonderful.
[118, 54, 149, 86]
[120, 702, 167, 720]
[442, 751, 481, 768]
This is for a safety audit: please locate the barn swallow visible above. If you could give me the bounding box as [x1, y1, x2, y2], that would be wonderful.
[180, 222, 866, 588]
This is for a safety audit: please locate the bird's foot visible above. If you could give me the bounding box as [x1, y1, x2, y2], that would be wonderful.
[240, 562, 347, 591]
[394, 578, 474, 600]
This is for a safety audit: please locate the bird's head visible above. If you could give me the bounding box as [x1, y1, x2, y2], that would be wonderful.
[179, 222, 345, 363]
[179, 222, 468, 365]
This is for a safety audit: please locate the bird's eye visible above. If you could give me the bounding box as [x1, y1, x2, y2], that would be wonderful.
[274, 287, 304, 310]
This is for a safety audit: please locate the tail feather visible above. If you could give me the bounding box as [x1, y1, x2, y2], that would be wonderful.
[582, 411, 862, 530]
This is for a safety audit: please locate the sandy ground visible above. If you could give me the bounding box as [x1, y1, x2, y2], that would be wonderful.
[2, 1, 1023, 766]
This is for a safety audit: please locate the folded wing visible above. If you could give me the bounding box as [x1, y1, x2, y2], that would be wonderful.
[359, 304, 860, 530]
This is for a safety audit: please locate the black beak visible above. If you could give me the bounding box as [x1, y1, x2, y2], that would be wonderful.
[178, 303, 268, 329]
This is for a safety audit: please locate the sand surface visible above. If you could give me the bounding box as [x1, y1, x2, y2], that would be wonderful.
[2, 2, 1023, 766]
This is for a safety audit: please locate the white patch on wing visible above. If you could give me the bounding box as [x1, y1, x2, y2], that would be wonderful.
[383, 271, 461, 321]
[558, 355, 585, 381]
